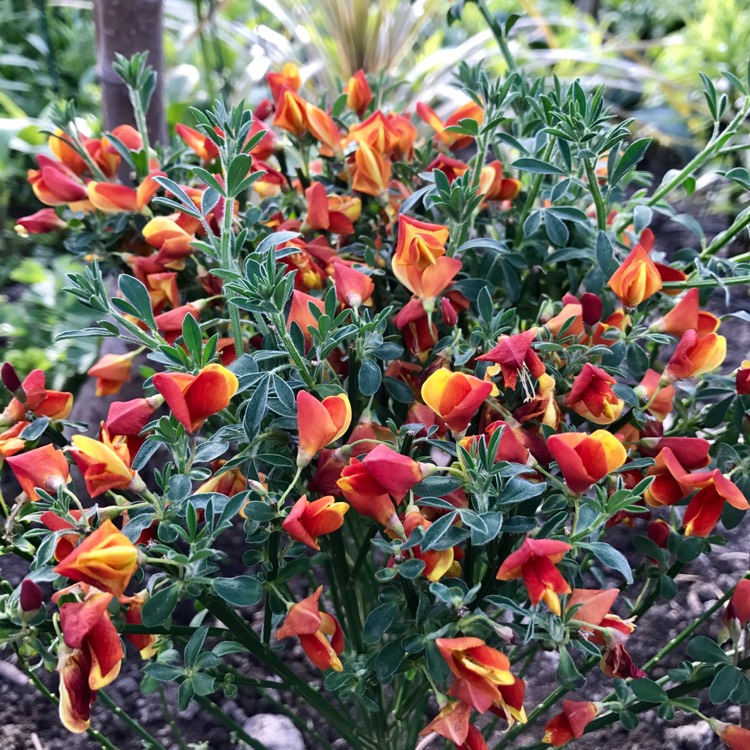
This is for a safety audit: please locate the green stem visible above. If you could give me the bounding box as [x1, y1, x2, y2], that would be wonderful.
[476, 0, 519, 73]
[700, 210, 750, 260]
[272, 313, 316, 390]
[14, 651, 121, 750]
[158, 684, 189, 750]
[263, 530, 280, 645]
[99, 691, 170, 750]
[199, 593, 372, 750]
[516, 141, 555, 246]
[662, 274, 750, 290]
[585, 159, 607, 231]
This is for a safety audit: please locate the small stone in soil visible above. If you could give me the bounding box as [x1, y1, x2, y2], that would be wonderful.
[241, 714, 306, 750]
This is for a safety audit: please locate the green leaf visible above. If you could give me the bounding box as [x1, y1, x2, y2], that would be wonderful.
[630, 678, 668, 703]
[363, 602, 397, 644]
[212, 576, 263, 607]
[243, 378, 269, 440]
[420, 512, 458, 551]
[185, 626, 208, 668]
[358, 359, 382, 396]
[610, 138, 651, 185]
[20, 417, 50, 442]
[687, 636, 731, 665]
[182, 311, 203, 360]
[512, 157, 566, 176]
[586, 542, 633, 583]
[596, 231, 618, 279]
[398, 558, 426, 579]
[498, 477, 545, 507]
[375, 639, 405, 682]
[709, 664, 743, 704]
[141, 585, 179, 627]
[556, 646, 584, 689]
[118, 274, 157, 329]
[144, 663, 185, 682]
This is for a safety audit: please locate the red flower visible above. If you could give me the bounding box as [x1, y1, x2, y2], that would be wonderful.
[421, 369, 493, 434]
[361, 443, 427, 501]
[542, 700, 598, 746]
[547, 430, 627, 494]
[87, 352, 137, 396]
[496, 537, 572, 615]
[6, 444, 70, 501]
[477, 330, 544, 392]
[435, 636, 514, 713]
[153, 363, 239, 433]
[15, 208, 67, 236]
[664, 329, 726, 381]
[345, 70, 373, 117]
[737, 360, 750, 395]
[681, 469, 748, 537]
[2, 368, 73, 424]
[282, 495, 349, 549]
[57, 591, 124, 733]
[296, 391, 352, 466]
[337, 457, 399, 528]
[644, 448, 692, 507]
[276, 586, 344, 672]
[565, 364, 624, 425]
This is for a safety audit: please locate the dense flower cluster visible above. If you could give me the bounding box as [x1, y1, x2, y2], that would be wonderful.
[1, 44, 749, 750]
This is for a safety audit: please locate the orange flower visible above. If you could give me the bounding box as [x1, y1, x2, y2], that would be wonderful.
[15, 208, 67, 236]
[175, 123, 220, 162]
[282, 495, 349, 549]
[347, 110, 397, 153]
[153, 363, 239, 433]
[288, 290, 325, 340]
[426, 154, 470, 182]
[461, 420, 530, 466]
[496, 537, 572, 615]
[643, 449, 691, 507]
[547, 430, 627, 494]
[305, 103, 341, 156]
[28, 156, 88, 206]
[0, 421, 28, 458]
[337, 458, 399, 528]
[681, 469, 748, 537]
[296, 391, 352, 466]
[145, 271, 180, 312]
[195, 466, 247, 496]
[276, 586, 344, 671]
[417, 101, 484, 150]
[48, 129, 88, 174]
[392, 214, 461, 304]
[477, 329, 545, 393]
[332, 260, 374, 308]
[41, 510, 83, 561]
[2, 368, 73, 424]
[664, 329, 726, 381]
[142, 216, 195, 258]
[420, 701, 472, 746]
[86, 182, 140, 214]
[711, 721, 750, 750]
[361, 443, 427, 501]
[607, 244, 662, 307]
[650, 288, 720, 337]
[479, 160, 522, 201]
[267, 63, 301, 102]
[565, 363, 624, 425]
[634, 369, 674, 421]
[345, 70, 373, 116]
[87, 352, 137, 396]
[351, 141, 391, 196]
[435, 636, 514, 713]
[303, 182, 360, 235]
[566, 588, 635, 646]
[542, 700, 598, 746]
[421, 369, 493, 434]
[6, 444, 70, 501]
[54, 519, 139, 597]
[69, 430, 140, 497]
[57, 591, 125, 733]
[274, 88, 309, 137]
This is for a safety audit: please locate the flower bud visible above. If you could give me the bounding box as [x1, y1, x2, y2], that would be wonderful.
[2, 362, 22, 397]
[647, 519, 671, 548]
[580, 292, 603, 329]
[441, 297, 458, 327]
[19, 579, 43, 617]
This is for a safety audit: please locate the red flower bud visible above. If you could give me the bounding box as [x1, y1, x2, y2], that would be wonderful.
[20, 578, 43, 614]
[441, 297, 458, 327]
[580, 292, 603, 327]
[2, 362, 22, 395]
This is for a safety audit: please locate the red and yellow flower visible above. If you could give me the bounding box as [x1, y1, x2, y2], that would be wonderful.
[54, 519, 139, 598]
[276, 586, 344, 672]
[345, 70, 373, 117]
[496, 537, 572, 615]
[542, 700, 598, 746]
[153, 363, 239, 433]
[565, 364, 624, 425]
[477, 329, 544, 393]
[282, 495, 349, 549]
[57, 591, 125, 732]
[664, 329, 727, 381]
[421, 368, 493, 434]
[6, 444, 70, 501]
[296, 391, 352, 466]
[681, 469, 748, 537]
[435, 636, 514, 713]
[87, 351, 138, 396]
[607, 244, 662, 307]
[69, 429, 141, 497]
[547, 430, 627, 494]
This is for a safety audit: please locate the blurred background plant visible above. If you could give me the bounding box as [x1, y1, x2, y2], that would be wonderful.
[1, 0, 748, 389]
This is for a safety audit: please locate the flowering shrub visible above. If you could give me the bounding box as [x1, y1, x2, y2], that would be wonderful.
[2, 7, 750, 749]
